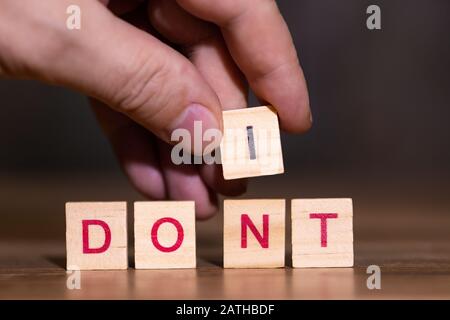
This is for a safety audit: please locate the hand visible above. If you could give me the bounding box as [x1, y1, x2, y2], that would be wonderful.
[0, 0, 311, 218]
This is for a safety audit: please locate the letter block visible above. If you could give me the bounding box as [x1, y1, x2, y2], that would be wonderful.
[66, 202, 128, 270]
[291, 198, 353, 268]
[220, 106, 284, 180]
[134, 201, 196, 269]
[224, 199, 285, 268]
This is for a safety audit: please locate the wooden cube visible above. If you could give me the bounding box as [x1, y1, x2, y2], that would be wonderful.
[134, 201, 196, 269]
[66, 202, 128, 270]
[291, 198, 353, 268]
[224, 199, 285, 268]
[220, 106, 284, 180]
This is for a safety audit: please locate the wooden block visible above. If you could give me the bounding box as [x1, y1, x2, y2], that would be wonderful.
[134, 201, 196, 269]
[291, 198, 353, 268]
[224, 199, 285, 268]
[66, 202, 128, 270]
[220, 106, 284, 180]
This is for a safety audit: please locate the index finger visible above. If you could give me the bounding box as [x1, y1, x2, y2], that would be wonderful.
[177, 0, 312, 133]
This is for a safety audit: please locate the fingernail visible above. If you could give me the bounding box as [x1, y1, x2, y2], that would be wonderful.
[168, 103, 221, 155]
[309, 111, 313, 124]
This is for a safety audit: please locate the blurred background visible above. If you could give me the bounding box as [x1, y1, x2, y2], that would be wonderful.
[1, 0, 449, 257]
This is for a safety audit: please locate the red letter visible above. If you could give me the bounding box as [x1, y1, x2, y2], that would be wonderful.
[151, 217, 184, 252]
[82, 220, 111, 254]
[241, 214, 269, 248]
[309, 213, 338, 247]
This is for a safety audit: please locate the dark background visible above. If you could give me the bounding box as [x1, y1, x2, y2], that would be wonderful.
[1, 0, 449, 241]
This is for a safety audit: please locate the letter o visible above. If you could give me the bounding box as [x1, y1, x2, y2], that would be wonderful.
[151, 217, 184, 252]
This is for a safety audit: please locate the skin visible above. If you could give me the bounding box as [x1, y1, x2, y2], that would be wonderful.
[0, 0, 311, 219]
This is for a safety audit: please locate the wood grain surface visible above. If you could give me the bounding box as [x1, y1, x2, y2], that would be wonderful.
[1, 173, 450, 299]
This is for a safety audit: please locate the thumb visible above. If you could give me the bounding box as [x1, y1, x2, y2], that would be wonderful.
[10, 0, 223, 154]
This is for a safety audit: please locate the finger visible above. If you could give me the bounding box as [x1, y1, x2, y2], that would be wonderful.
[7, 0, 223, 155]
[148, 0, 247, 195]
[158, 141, 218, 220]
[176, 0, 312, 133]
[148, 0, 247, 108]
[147, 0, 216, 46]
[91, 99, 167, 199]
[187, 37, 248, 196]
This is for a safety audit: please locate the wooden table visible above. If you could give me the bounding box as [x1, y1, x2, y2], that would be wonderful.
[1, 173, 450, 299]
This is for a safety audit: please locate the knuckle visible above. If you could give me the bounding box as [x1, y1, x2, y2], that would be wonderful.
[111, 50, 190, 128]
[112, 52, 171, 117]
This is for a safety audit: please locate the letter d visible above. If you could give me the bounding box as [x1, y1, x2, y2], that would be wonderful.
[82, 220, 111, 254]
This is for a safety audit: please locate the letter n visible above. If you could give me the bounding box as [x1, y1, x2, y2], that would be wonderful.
[241, 214, 269, 248]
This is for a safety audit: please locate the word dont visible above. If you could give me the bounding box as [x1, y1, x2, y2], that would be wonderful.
[66, 198, 353, 270]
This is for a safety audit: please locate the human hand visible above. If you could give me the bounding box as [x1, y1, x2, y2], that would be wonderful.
[0, 0, 311, 218]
